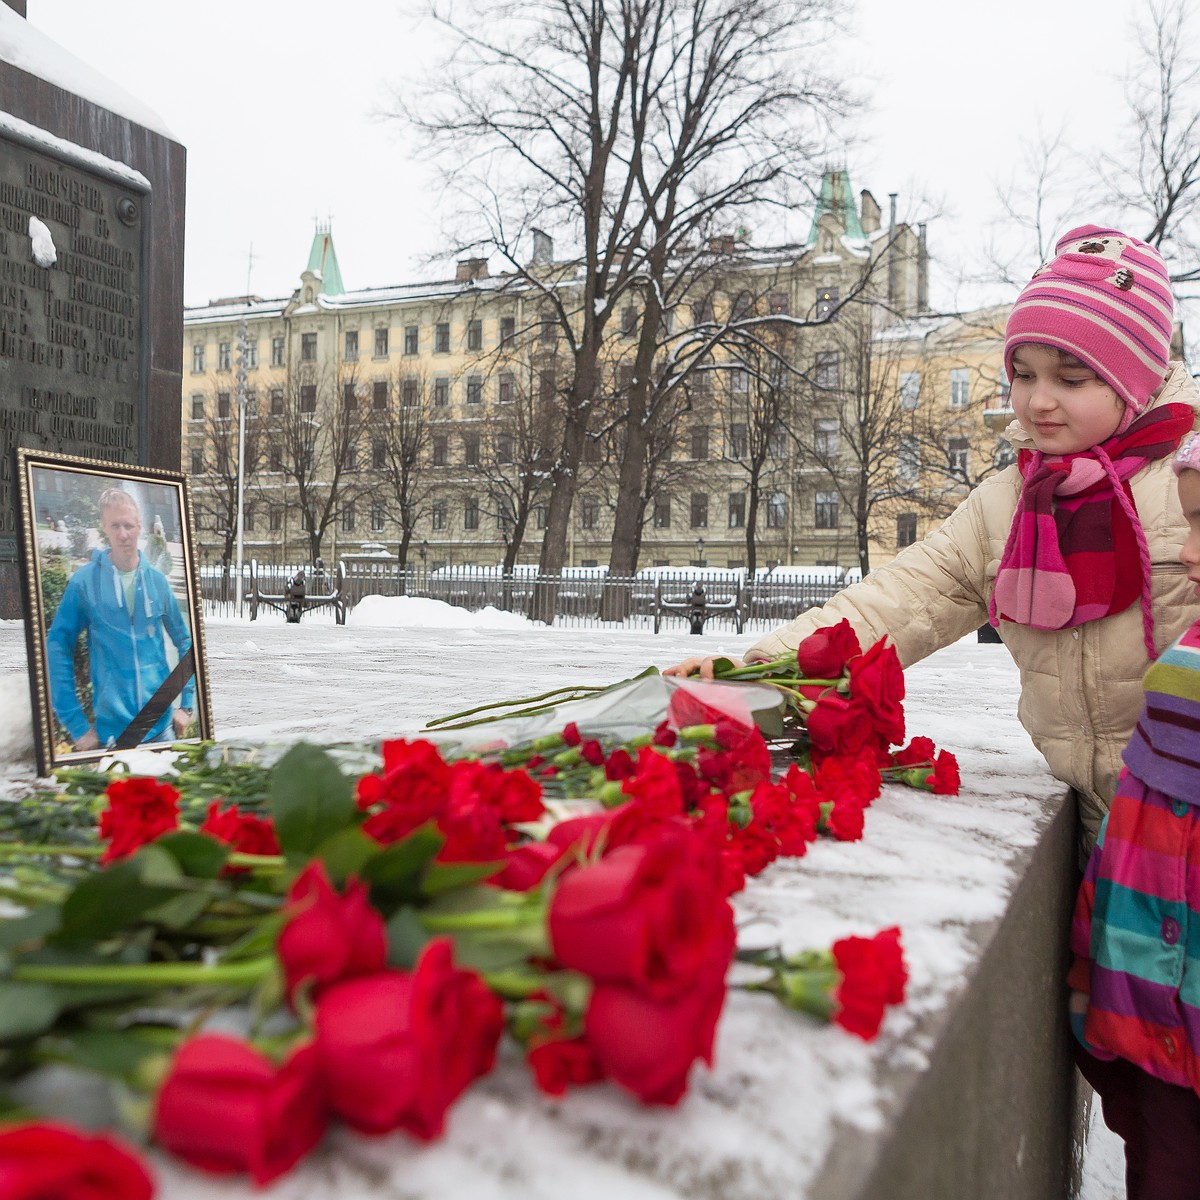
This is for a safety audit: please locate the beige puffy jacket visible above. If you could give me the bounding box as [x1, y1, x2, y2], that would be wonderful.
[746, 364, 1200, 845]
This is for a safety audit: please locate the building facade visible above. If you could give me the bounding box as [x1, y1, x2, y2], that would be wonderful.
[183, 176, 946, 573]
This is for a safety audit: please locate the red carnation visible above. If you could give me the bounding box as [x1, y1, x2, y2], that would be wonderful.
[931, 750, 961, 795]
[892, 736, 936, 768]
[831, 927, 907, 1040]
[561, 722, 582, 747]
[356, 738, 450, 843]
[652, 721, 677, 747]
[198, 802, 280, 871]
[153, 1034, 326, 1185]
[0, 1121, 155, 1200]
[621, 746, 688, 818]
[580, 738, 606, 767]
[277, 862, 387, 1004]
[795, 619, 861, 679]
[314, 940, 503, 1140]
[527, 1037, 604, 1097]
[98, 776, 180, 864]
[603, 748, 636, 780]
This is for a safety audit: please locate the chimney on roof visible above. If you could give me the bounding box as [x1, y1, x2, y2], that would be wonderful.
[917, 224, 929, 313]
[860, 190, 880, 235]
[456, 257, 489, 283]
[530, 229, 554, 265]
[887, 193, 898, 306]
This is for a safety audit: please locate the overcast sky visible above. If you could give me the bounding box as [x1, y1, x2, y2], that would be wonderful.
[28, 0, 1150, 310]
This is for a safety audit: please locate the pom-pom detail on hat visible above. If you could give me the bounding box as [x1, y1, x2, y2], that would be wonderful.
[1004, 225, 1174, 413]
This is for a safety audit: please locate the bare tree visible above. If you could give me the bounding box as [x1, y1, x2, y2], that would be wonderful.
[403, 0, 848, 618]
[273, 364, 367, 561]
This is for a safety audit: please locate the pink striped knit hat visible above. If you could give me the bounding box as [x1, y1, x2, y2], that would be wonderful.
[1004, 225, 1174, 414]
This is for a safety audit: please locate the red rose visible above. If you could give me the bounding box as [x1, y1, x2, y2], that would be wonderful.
[277, 861, 386, 1003]
[585, 922, 732, 1105]
[527, 1037, 603, 1097]
[795, 619, 861, 679]
[549, 827, 734, 999]
[931, 750, 961, 795]
[199, 802, 280, 872]
[847, 639, 906, 746]
[0, 1121, 154, 1200]
[546, 811, 613, 856]
[98, 777, 180, 864]
[492, 840, 565, 891]
[314, 939, 503, 1140]
[153, 1034, 325, 1184]
[805, 694, 875, 757]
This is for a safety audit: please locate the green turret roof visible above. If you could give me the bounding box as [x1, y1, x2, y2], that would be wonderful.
[805, 169, 865, 246]
[305, 226, 345, 296]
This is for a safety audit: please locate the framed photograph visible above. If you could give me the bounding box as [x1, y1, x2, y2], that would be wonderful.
[14, 448, 213, 775]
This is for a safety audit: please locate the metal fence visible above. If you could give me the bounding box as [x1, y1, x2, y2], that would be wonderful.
[197, 559, 848, 632]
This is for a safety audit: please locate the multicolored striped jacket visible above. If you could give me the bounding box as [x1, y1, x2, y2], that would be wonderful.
[1069, 620, 1200, 1093]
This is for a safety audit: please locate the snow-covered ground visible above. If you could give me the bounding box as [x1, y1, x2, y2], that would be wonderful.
[0, 600, 1123, 1198]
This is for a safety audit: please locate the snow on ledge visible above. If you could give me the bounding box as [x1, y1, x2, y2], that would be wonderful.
[0, 108, 152, 190]
[0, 7, 173, 140]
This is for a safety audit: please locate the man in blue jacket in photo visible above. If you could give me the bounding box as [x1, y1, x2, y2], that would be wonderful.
[47, 487, 195, 751]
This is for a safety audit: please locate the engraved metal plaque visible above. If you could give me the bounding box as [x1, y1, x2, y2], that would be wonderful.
[0, 128, 148, 560]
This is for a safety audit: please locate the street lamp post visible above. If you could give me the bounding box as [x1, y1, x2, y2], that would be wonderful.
[234, 316, 249, 613]
[694, 536, 705, 567]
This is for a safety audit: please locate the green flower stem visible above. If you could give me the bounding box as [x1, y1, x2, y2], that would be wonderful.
[0, 882, 64, 906]
[483, 968, 556, 1000]
[0, 843, 103, 859]
[419, 906, 545, 934]
[225, 852, 286, 871]
[14, 953, 276, 989]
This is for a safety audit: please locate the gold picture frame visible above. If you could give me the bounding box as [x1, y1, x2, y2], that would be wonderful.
[15, 447, 213, 775]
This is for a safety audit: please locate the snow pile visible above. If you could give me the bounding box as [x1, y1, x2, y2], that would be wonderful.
[348, 594, 532, 631]
[0, 675, 34, 765]
[28, 216, 55, 267]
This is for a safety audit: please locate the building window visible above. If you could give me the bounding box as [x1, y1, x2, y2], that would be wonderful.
[898, 435, 920, 482]
[949, 367, 971, 409]
[215, 442, 230, 473]
[729, 423, 748, 458]
[814, 491, 837, 529]
[342, 504, 356, 532]
[404, 325, 418, 355]
[432, 501, 447, 531]
[690, 492, 708, 528]
[434, 377, 450, 406]
[244, 340, 258, 368]
[653, 496, 671, 529]
[270, 507, 283, 531]
[191, 344, 206, 373]
[539, 309, 556, 343]
[814, 417, 839, 457]
[691, 428, 709, 461]
[463, 497, 479, 530]
[583, 435, 601, 463]
[300, 385, 317, 413]
[372, 439, 386, 469]
[769, 292, 789, 315]
[432, 436, 447, 466]
[374, 328, 389, 358]
[499, 316, 515, 347]
[581, 495, 599, 529]
[371, 505, 385, 533]
[301, 332, 317, 361]
[814, 350, 839, 389]
[896, 512, 917, 549]
[768, 492, 788, 529]
[344, 439, 358, 471]
[435, 323, 450, 354]
[728, 492, 746, 528]
[245, 386, 258, 415]
[815, 286, 838, 319]
[535, 505, 547, 530]
[466, 376, 483, 405]
[344, 330, 359, 361]
[271, 336, 285, 367]
[218, 341, 231, 371]
[467, 319, 482, 351]
[731, 291, 753, 321]
[692, 297, 713, 325]
[499, 373, 515, 404]
[217, 392, 231, 419]
[270, 446, 283, 471]
[730, 368, 748, 393]
[190, 449, 204, 474]
[343, 382, 358, 410]
[768, 425, 788, 458]
[402, 378, 419, 406]
[621, 306, 638, 338]
[496, 432, 514, 464]
[900, 371, 921, 409]
[373, 380, 389, 410]
[270, 388, 284, 415]
[464, 433, 480, 466]
[538, 369, 556, 404]
[190, 394, 204, 420]
[949, 437, 970, 475]
[244, 504, 255, 532]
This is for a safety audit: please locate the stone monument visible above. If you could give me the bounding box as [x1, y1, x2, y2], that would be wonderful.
[0, 0, 184, 616]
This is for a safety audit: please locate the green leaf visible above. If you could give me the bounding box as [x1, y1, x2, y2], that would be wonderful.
[56, 863, 181, 943]
[269, 744, 357, 855]
[131, 845, 185, 887]
[220, 912, 285, 963]
[361, 825, 444, 905]
[0, 981, 64, 1039]
[156, 831, 229, 879]
[710, 657, 737, 675]
[313, 827, 382, 885]
[0, 905, 61, 952]
[420, 859, 505, 897]
[385, 906, 428, 970]
[141, 891, 211, 931]
[42, 1028, 166, 1078]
